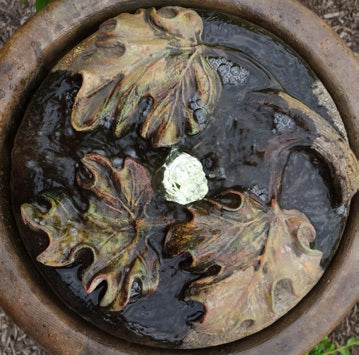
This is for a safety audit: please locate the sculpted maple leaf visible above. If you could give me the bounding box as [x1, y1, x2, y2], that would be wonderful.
[59, 6, 222, 147]
[165, 190, 271, 277]
[165, 190, 323, 348]
[21, 154, 165, 311]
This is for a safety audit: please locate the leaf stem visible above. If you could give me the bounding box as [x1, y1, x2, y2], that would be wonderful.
[323, 340, 359, 355]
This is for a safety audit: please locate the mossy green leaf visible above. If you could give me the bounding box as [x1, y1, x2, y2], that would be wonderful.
[21, 154, 167, 311]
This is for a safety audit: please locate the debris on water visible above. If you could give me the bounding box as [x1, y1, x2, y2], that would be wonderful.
[209, 57, 249, 86]
[250, 185, 268, 202]
[189, 94, 208, 127]
[336, 205, 347, 216]
[111, 157, 124, 169]
[272, 113, 296, 134]
[101, 115, 114, 129]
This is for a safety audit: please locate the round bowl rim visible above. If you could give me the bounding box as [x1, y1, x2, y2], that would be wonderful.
[0, 0, 358, 354]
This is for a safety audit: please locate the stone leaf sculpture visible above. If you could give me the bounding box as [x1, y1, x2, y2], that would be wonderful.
[21, 154, 169, 311]
[165, 191, 323, 347]
[164, 91, 359, 348]
[20, 6, 359, 348]
[57, 7, 222, 147]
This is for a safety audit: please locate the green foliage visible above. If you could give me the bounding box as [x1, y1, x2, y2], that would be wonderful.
[36, 0, 50, 11]
[307, 337, 359, 355]
[20, 0, 50, 11]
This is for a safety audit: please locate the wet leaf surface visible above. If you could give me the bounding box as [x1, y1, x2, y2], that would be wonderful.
[21, 154, 166, 311]
[12, 5, 359, 349]
[62, 7, 222, 147]
[165, 191, 323, 347]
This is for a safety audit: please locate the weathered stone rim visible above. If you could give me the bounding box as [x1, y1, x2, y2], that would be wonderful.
[0, 0, 358, 353]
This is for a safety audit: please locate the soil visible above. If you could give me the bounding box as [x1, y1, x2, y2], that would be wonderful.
[0, 0, 358, 354]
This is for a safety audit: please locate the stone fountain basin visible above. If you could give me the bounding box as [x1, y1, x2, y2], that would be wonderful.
[0, 0, 358, 354]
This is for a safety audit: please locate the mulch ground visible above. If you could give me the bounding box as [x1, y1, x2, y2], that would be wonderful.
[0, 0, 358, 354]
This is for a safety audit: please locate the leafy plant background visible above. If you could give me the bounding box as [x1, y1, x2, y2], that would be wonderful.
[307, 337, 359, 355]
[21, 0, 50, 11]
[35, 0, 50, 11]
[0, 0, 357, 353]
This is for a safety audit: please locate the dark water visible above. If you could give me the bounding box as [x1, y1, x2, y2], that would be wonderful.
[11, 10, 347, 347]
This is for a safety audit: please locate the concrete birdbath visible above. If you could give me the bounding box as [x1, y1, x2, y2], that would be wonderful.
[0, 0, 358, 354]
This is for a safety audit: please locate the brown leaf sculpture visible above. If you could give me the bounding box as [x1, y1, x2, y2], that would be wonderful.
[58, 7, 222, 147]
[165, 190, 271, 278]
[21, 154, 165, 311]
[165, 190, 323, 348]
